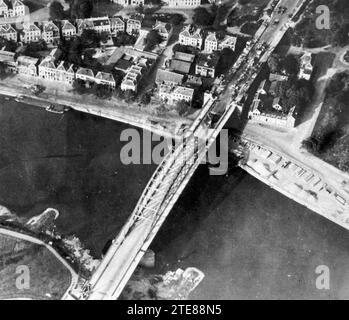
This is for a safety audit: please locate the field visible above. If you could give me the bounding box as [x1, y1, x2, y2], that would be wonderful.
[0, 233, 72, 300]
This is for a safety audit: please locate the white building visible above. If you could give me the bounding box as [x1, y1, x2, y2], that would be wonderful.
[41, 21, 60, 45]
[126, 18, 141, 35]
[0, 23, 17, 41]
[20, 22, 41, 43]
[112, 0, 144, 5]
[76, 67, 95, 82]
[95, 71, 116, 89]
[16, 55, 38, 76]
[77, 17, 111, 35]
[0, 0, 25, 18]
[110, 17, 125, 35]
[38, 56, 57, 81]
[204, 32, 237, 53]
[179, 25, 202, 49]
[159, 84, 194, 105]
[153, 20, 173, 42]
[163, 0, 201, 7]
[121, 64, 143, 91]
[61, 20, 76, 39]
[56, 61, 76, 84]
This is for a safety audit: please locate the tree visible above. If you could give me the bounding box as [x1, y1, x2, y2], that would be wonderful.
[140, 92, 151, 105]
[192, 7, 214, 27]
[80, 29, 100, 48]
[176, 100, 190, 116]
[70, 0, 93, 19]
[144, 30, 162, 51]
[282, 55, 300, 76]
[93, 84, 112, 99]
[49, 1, 66, 20]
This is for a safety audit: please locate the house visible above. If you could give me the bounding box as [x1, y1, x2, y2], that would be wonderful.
[121, 64, 143, 91]
[61, 20, 76, 39]
[155, 69, 184, 86]
[41, 21, 60, 45]
[20, 22, 41, 43]
[110, 17, 125, 35]
[0, 0, 25, 18]
[16, 55, 39, 76]
[159, 84, 194, 105]
[169, 51, 194, 74]
[204, 32, 237, 53]
[56, 61, 76, 84]
[153, 21, 173, 42]
[76, 67, 95, 82]
[112, 0, 144, 5]
[38, 56, 58, 81]
[195, 54, 218, 78]
[162, 0, 201, 7]
[126, 18, 141, 35]
[95, 71, 116, 89]
[0, 24, 17, 41]
[0, 49, 16, 72]
[179, 25, 203, 49]
[77, 17, 111, 35]
[299, 52, 313, 81]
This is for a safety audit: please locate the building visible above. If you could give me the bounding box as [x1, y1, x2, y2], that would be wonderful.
[112, 0, 144, 5]
[77, 17, 111, 35]
[20, 22, 41, 43]
[168, 52, 194, 74]
[16, 55, 39, 76]
[159, 84, 194, 105]
[153, 20, 173, 42]
[76, 67, 95, 82]
[195, 54, 218, 78]
[121, 64, 143, 91]
[204, 32, 237, 53]
[162, 0, 201, 7]
[0, 49, 16, 72]
[126, 18, 141, 35]
[56, 61, 76, 84]
[41, 21, 60, 45]
[0, 23, 17, 41]
[95, 71, 116, 89]
[155, 69, 184, 86]
[0, 0, 25, 18]
[110, 17, 125, 35]
[299, 52, 313, 81]
[61, 20, 76, 39]
[179, 25, 202, 49]
[38, 56, 58, 81]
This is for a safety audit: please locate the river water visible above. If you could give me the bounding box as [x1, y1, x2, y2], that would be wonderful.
[1, 97, 349, 299]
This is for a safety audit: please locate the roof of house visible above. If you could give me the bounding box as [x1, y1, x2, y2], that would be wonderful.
[22, 22, 40, 32]
[205, 32, 217, 43]
[110, 17, 124, 26]
[0, 49, 15, 62]
[173, 86, 194, 98]
[42, 21, 59, 33]
[196, 53, 219, 68]
[153, 20, 172, 34]
[95, 71, 115, 83]
[180, 25, 202, 39]
[17, 55, 39, 66]
[39, 56, 56, 69]
[61, 20, 76, 30]
[174, 51, 195, 63]
[185, 75, 202, 87]
[76, 67, 94, 78]
[169, 59, 191, 74]
[156, 69, 184, 85]
[0, 23, 16, 34]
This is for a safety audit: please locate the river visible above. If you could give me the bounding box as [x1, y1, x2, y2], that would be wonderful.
[1, 97, 349, 299]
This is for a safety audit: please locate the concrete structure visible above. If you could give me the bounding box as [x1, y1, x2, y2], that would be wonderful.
[179, 25, 202, 49]
[20, 22, 41, 43]
[17, 55, 38, 76]
[61, 20, 77, 39]
[0, 0, 25, 18]
[0, 23, 17, 41]
[163, 0, 201, 7]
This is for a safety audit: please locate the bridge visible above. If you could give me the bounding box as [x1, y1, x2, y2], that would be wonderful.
[68, 0, 309, 300]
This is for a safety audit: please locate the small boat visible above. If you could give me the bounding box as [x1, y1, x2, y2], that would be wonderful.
[45, 104, 69, 114]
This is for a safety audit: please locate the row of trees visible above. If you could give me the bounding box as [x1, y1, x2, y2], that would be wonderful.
[268, 54, 300, 76]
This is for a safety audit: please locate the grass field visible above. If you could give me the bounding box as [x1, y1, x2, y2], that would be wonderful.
[0, 234, 72, 300]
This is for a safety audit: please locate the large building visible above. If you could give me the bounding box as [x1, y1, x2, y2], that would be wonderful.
[162, 0, 201, 7]
[153, 20, 173, 42]
[76, 17, 111, 35]
[41, 21, 60, 45]
[0, 0, 25, 18]
[112, 0, 144, 5]
[110, 17, 125, 35]
[179, 25, 203, 49]
[159, 84, 194, 105]
[19, 22, 41, 43]
[126, 18, 141, 35]
[204, 32, 237, 53]
[61, 20, 77, 39]
[17, 55, 39, 76]
[195, 53, 219, 78]
[0, 23, 17, 41]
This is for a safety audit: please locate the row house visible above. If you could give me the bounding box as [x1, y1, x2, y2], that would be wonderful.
[0, 23, 17, 41]
[56, 61, 76, 84]
[179, 25, 203, 49]
[0, 0, 25, 18]
[17, 55, 39, 76]
[76, 67, 95, 82]
[126, 18, 141, 35]
[204, 32, 237, 53]
[42, 21, 60, 45]
[76, 17, 111, 35]
[20, 22, 41, 43]
[61, 20, 76, 39]
[162, 0, 201, 7]
[153, 20, 173, 42]
[112, 0, 144, 5]
[110, 17, 125, 35]
[159, 84, 194, 105]
[95, 71, 116, 88]
[38, 55, 58, 81]
[121, 64, 143, 92]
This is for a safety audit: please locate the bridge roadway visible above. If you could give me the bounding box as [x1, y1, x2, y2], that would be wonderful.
[77, 0, 308, 300]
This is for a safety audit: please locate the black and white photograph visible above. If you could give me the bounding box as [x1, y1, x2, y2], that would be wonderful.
[0, 0, 348, 306]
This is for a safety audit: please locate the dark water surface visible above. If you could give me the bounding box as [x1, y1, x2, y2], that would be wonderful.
[1, 98, 349, 299]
